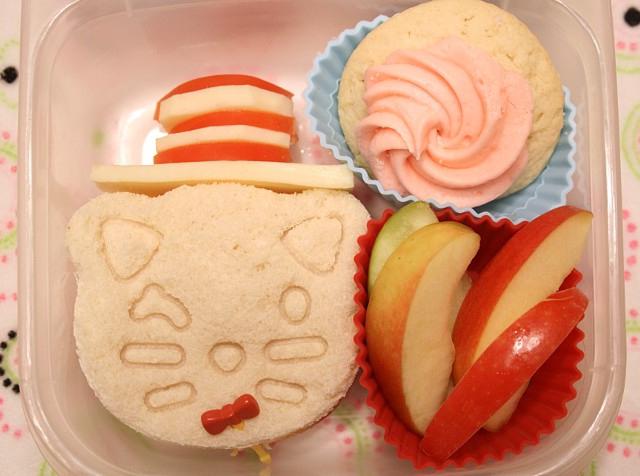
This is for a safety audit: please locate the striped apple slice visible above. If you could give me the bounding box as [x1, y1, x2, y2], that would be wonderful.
[171, 111, 294, 135]
[155, 74, 294, 131]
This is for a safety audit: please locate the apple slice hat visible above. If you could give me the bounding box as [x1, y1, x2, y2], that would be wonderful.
[154, 74, 295, 164]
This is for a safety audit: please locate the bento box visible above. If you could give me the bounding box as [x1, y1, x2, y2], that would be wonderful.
[17, 0, 625, 475]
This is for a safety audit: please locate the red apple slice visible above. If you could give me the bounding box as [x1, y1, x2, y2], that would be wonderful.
[154, 74, 293, 119]
[452, 206, 592, 429]
[154, 142, 290, 164]
[421, 287, 589, 461]
[171, 110, 294, 135]
[367, 221, 480, 434]
[155, 75, 294, 131]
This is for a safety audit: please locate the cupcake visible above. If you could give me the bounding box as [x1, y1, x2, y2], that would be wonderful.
[306, 0, 577, 221]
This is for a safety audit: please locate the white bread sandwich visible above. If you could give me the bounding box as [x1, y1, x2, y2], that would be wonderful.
[66, 183, 370, 449]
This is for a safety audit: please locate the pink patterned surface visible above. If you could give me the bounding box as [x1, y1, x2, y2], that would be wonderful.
[0, 3, 50, 474]
[0, 1, 638, 474]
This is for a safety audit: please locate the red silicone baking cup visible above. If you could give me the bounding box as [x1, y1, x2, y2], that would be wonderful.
[353, 208, 585, 470]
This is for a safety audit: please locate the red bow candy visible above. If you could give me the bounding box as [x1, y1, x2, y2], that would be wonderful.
[201, 394, 260, 435]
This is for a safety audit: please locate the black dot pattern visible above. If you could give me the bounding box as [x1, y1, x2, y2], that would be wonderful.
[0, 330, 19, 394]
[0, 66, 18, 84]
[625, 7, 640, 27]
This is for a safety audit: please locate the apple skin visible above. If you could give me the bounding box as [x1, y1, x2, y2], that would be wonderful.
[483, 270, 584, 432]
[452, 206, 592, 429]
[368, 202, 438, 294]
[367, 221, 479, 434]
[420, 287, 589, 461]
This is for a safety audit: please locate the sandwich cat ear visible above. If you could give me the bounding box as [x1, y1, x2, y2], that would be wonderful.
[281, 216, 343, 274]
[100, 218, 162, 280]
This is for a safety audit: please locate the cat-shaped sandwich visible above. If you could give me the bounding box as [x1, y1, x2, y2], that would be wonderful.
[66, 183, 369, 448]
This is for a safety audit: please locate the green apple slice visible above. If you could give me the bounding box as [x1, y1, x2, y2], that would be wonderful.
[368, 202, 438, 293]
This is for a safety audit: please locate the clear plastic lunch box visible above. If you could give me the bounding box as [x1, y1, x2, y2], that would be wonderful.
[17, 0, 625, 474]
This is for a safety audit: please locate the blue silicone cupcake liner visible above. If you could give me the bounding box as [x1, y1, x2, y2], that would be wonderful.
[304, 16, 577, 223]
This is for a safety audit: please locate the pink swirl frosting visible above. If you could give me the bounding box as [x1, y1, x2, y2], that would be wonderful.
[356, 37, 534, 208]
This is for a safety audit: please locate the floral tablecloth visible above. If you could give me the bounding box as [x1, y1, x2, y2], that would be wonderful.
[0, 0, 639, 475]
